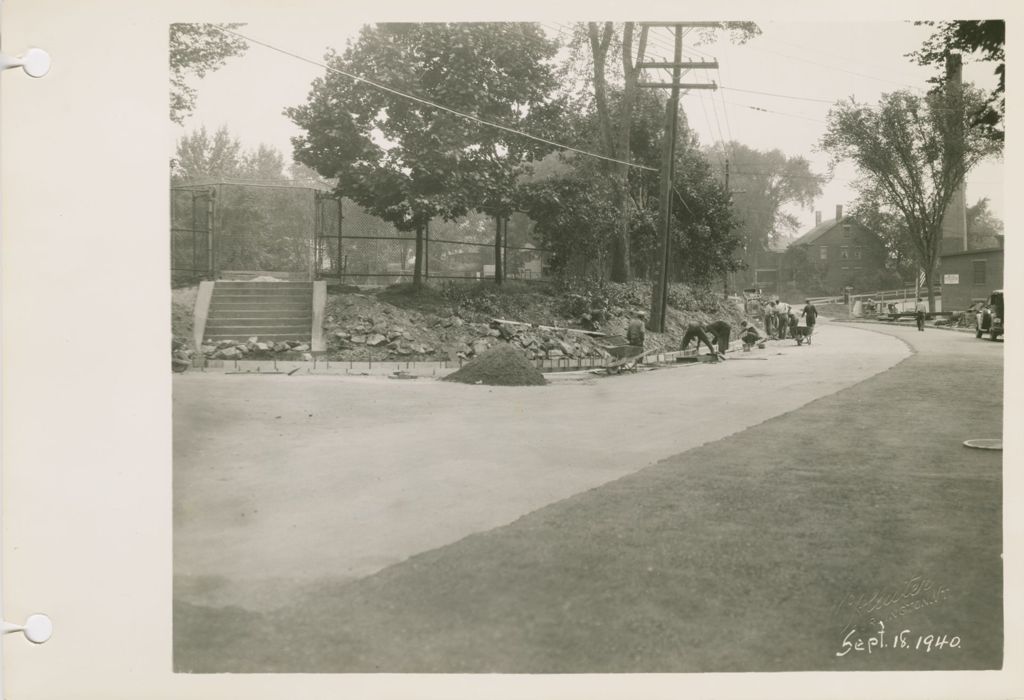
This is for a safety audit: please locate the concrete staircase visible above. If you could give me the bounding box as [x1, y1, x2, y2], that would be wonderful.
[203, 281, 313, 344]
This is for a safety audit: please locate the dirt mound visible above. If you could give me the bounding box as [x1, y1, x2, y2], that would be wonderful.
[443, 343, 546, 386]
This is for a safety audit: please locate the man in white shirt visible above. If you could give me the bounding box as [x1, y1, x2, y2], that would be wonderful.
[775, 300, 791, 339]
[915, 297, 927, 331]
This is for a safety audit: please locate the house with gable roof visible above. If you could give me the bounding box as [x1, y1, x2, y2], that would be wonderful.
[782, 205, 892, 295]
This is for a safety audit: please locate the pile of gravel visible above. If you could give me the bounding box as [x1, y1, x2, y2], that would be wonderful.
[443, 343, 547, 386]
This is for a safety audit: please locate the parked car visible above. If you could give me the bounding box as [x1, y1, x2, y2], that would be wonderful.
[975, 290, 1004, 341]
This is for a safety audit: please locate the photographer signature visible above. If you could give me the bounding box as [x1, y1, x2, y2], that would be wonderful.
[833, 575, 951, 632]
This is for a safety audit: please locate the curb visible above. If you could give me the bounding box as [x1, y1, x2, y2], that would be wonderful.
[834, 318, 977, 335]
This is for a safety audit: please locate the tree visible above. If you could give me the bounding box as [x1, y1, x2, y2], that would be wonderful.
[287, 22, 558, 288]
[171, 125, 287, 182]
[170, 127, 310, 273]
[847, 197, 916, 283]
[669, 147, 743, 286]
[517, 154, 620, 277]
[170, 23, 248, 125]
[242, 144, 287, 181]
[910, 20, 1004, 143]
[518, 90, 741, 284]
[172, 125, 244, 181]
[966, 197, 1003, 250]
[579, 22, 759, 282]
[821, 88, 1002, 311]
[709, 142, 824, 285]
[623, 91, 741, 283]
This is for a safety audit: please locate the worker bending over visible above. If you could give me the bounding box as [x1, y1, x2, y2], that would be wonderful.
[681, 321, 730, 360]
[739, 321, 766, 350]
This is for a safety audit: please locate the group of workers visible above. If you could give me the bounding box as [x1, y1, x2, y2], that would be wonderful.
[626, 299, 820, 364]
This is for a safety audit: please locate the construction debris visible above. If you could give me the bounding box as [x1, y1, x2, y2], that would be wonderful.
[442, 344, 547, 386]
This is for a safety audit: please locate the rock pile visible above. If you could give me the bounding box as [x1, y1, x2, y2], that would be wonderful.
[442, 343, 547, 386]
[323, 292, 610, 363]
[200, 337, 313, 361]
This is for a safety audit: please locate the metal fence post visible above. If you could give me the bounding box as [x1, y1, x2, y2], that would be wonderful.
[207, 186, 217, 279]
[337, 195, 343, 282]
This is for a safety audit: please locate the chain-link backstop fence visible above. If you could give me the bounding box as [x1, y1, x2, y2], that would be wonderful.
[170, 181, 551, 286]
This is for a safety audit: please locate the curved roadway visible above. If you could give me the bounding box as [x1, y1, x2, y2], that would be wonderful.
[174, 320, 910, 609]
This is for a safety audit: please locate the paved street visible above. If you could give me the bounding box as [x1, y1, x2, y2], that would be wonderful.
[174, 320, 1002, 672]
[175, 321, 908, 609]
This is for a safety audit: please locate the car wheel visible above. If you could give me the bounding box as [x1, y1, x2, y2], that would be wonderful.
[976, 326, 983, 338]
[990, 329, 999, 341]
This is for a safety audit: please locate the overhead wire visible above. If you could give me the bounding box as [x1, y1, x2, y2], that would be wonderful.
[725, 100, 827, 123]
[211, 25, 658, 172]
[741, 43, 924, 91]
[758, 36, 929, 86]
[718, 85, 836, 104]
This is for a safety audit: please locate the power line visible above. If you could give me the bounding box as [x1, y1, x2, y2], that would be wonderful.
[718, 85, 835, 104]
[716, 80, 736, 145]
[742, 43, 924, 91]
[706, 87, 729, 151]
[761, 36, 928, 84]
[730, 169, 838, 182]
[724, 100, 827, 123]
[212, 26, 658, 172]
[695, 87, 726, 172]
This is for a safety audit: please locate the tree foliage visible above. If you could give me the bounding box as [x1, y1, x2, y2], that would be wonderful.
[707, 142, 824, 285]
[966, 197, 1003, 250]
[670, 146, 743, 286]
[517, 155, 619, 277]
[518, 90, 740, 285]
[172, 125, 287, 182]
[287, 22, 558, 286]
[910, 20, 1004, 143]
[821, 88, 1002, 310]
[576, 21, 759, 282]
[847, 197, 916, 282]
[169, 23, 248, 125]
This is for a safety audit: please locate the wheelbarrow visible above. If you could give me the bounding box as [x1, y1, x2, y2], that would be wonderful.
[599, 335, 649, 374]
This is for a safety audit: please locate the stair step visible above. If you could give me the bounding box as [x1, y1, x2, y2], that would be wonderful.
[206, 319, 311, 328]
[207, 311, 313, 320]
[209, 301, 312, 310]
[201, 335, 309, 343]
[212, 293, 313, 301]
[202, 323, 307, 331]
[219, 271, 310, 281]
[211, 289, 311, 294]
[216, 281, 312, 287]
[212, 289, 313, 297]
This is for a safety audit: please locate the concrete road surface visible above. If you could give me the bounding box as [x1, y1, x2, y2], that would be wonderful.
[174, 321, 914, 611]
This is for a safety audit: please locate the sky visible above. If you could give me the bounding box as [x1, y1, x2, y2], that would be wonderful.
[173, 19, 1005, 238]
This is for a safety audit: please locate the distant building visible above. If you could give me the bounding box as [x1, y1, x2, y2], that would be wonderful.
[783, 205, 890, 294]
[938, 235, 1004, 312]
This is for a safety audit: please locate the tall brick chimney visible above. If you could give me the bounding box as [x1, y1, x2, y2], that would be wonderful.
[835, 204, 843, 221]
[940, 53, 967, 254]
[815, 211, 822, 226]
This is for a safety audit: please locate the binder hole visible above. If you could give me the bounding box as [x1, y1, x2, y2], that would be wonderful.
[23, 614, 52, 644]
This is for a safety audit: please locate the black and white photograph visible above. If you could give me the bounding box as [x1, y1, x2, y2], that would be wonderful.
[2, 2, 1021, 697]
[168, 16, 1007, 674]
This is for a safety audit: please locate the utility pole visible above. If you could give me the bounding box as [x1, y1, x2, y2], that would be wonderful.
[641, 23, 719, 332]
